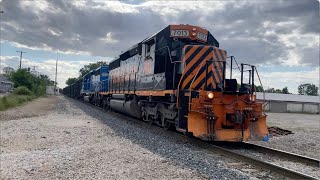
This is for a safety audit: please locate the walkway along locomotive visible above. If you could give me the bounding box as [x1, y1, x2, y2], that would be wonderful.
[63, 24, 269, 142]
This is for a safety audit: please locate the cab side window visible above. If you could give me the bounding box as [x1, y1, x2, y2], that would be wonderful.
[145, 39, 155, 57]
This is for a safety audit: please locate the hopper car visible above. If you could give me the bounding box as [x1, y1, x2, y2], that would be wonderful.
[63, 24, 269, 142]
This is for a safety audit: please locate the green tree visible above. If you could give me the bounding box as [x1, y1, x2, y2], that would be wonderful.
[79, 61, 107, 77]
[33, 74, 51, 96]
[265, 88, 275, 93]
[275, 89, 282, 93]
[11, 69, 34, 90]
[282, 87, 290, 94]
[255, 85, 264, 92]
[298, 83, 319, 96]
[48, 80, 55, 86]
[66, 77, 78, 85]
[10, 69, 52, 96]
[2, 67, 15, 77]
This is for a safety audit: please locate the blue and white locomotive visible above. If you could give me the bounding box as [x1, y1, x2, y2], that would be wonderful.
[80, 65, 109, 103]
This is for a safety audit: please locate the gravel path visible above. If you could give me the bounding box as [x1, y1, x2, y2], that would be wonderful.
[1, 96, 257, 179]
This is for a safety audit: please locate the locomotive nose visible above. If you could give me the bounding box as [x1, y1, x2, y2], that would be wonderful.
[179, 45, 226, 91]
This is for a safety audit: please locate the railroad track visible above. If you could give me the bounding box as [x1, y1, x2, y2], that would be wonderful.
[208, 141, 319, 179]
[70, 97, 319, 180]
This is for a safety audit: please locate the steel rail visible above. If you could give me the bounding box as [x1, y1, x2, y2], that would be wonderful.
[67, 97, 319, 180]
[193, 140, 318, 180]
[211, 141, 320, 167]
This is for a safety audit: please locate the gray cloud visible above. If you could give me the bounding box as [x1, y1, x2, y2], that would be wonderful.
[1, 0, 319, 67]
[204, 0, 319, 65]
[2, 0, 167, 56]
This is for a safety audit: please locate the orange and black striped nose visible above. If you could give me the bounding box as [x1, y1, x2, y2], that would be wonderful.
[179, 45, 227, 91]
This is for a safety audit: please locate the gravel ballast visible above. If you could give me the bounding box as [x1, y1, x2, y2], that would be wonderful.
[1, 96, 256, 179]
[251, 112, 320, 159]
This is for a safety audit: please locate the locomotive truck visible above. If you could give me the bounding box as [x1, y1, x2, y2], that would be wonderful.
[63, 24, 269, 142]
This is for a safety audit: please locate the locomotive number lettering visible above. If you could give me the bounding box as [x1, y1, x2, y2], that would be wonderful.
[171, 30, 189, 37]
[197, 32, 207, 41]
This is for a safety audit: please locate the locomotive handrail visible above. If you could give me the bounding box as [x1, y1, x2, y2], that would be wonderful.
[226, 56, 241, 79]
[254, 66, 266, 112]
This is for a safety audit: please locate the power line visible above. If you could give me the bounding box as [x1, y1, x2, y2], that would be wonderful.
[16, 50, 27, 69]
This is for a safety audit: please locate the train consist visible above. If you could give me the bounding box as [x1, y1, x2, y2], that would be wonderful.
[63, 24, 269, 142]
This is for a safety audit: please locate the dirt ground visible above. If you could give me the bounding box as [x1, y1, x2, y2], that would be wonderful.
[0, 96, 58, 121]
[251, 112, 320, 159]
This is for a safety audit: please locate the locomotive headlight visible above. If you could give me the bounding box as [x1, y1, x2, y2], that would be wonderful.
[192, 27, 197, 31]
[192, 32, 196, 36]
[249, 95, 256, 102]
[252, 95, 256, 101]
[207, 92, 214, 99]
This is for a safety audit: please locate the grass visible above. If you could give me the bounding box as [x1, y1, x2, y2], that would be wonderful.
[0, 95, 36, 111]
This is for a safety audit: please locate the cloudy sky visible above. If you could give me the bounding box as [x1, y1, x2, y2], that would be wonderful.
[0, 0, 319, 93]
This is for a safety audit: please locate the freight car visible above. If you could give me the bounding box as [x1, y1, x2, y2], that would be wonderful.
[63, 78, 82, 99]
[63, 24, 269, 142]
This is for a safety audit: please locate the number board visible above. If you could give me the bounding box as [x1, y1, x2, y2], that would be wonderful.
[197, 32, 207, 42]
[101, 72, 109, 77]
[170, 30, 189, 37]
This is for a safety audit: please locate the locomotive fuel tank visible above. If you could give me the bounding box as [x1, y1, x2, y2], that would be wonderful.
[110, 99, 142, 118]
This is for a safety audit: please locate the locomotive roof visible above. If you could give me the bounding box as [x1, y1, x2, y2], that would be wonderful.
[82, 65, 109, 78]
[110, 24, 218, 64]
[141, 27, 164, 43]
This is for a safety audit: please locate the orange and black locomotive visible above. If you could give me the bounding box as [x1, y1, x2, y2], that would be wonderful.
[64, 24, 269, 142]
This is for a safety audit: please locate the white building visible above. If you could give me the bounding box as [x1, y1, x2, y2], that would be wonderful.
[0, 75, 14, 93]
[256, 92, 320, 114]
[46, 86, 56, 95]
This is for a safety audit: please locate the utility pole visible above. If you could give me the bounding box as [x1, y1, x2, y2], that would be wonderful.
[31, 65, 38, 71]
[16, 51, 26, 69]
[31, 65, 38, 76]
[0, 10, 3, 74]
[54, 52, 58, 95]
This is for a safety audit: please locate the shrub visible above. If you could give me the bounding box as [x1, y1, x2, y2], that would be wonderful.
[0, 95, 35, 111]
[0, 102, 4, 111]
[34, 85, 46, 96]
[13, 86, 33, 96]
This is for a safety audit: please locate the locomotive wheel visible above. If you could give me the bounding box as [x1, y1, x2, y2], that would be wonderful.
[159, 112, 172, 130]
[147, 115, 154, 125]
[142, 111, 153, 124]
[142, 111, 148, 122]
[163, 120, 172, 130]
[102, 99, 107, 110]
